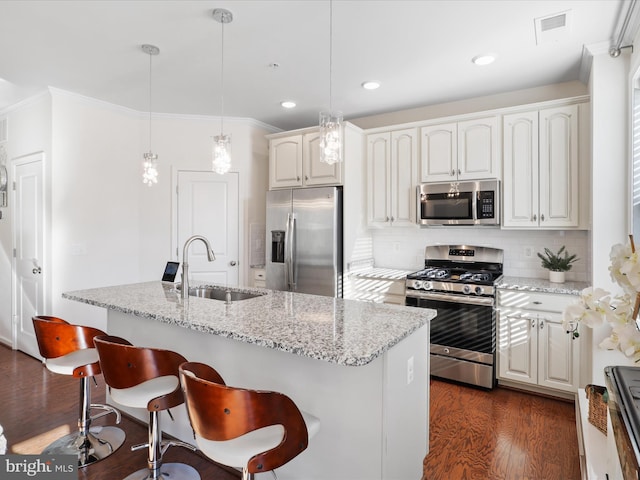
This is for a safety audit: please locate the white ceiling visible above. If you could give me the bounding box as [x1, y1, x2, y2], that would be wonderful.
[0, 0, 633, 131]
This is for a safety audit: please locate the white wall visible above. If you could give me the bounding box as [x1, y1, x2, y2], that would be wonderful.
[0, 93, 52, 345]
[588, 46, 633, 385]
[0, 88, 273, 340]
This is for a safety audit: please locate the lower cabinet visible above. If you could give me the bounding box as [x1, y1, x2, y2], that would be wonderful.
[497, 290, 580, 394]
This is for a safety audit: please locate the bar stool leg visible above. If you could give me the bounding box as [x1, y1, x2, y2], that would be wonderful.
[125, 411, 200, 480]
[42, 377, 126, 467]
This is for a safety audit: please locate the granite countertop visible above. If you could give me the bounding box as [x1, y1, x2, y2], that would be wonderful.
[63, 282, 434, 367]
[348, 267, 414, 281]
[497, 276, 590, 296]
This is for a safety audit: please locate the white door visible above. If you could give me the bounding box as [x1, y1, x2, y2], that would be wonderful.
[13, 152, 45, 358]
[176, 170, 239, 286]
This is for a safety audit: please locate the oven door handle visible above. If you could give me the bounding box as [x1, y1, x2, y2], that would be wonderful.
[406, 291, 494, 306]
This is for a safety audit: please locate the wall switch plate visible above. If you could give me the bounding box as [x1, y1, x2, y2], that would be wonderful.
[524, 246, 534, 258]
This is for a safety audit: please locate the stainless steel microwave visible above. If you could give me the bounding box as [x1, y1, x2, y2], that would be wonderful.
[417, 179, 500, 226]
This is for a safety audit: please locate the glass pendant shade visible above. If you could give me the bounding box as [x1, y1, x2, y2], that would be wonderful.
[212, 134, 231, 174]
[319, 111, 343, 165]
[142, 152, 159, 185]
[141, 44, 159, 186]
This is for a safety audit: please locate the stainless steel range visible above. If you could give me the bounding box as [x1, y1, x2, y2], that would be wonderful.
[405, 245, 503, 389]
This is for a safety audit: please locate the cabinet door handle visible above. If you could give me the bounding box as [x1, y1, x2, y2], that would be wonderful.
[530, 319, 536, 328]
[532, 301, 542, 305]
[457, 169, 461, 175]
[532, 214, 537, 222]
[297, 176, 301, 181]
[305, 175, 309, 181]
[390, 216, 395, 222]
[540, 214, 545, 222]
[539, 320, 544, 329]
[450, 169, 455, 176]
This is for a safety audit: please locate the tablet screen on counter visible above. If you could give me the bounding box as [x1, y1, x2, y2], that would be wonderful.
[162, 261, 180, 282]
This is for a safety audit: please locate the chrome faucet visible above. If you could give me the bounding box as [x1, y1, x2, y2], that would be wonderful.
[181, 235, 216, 299]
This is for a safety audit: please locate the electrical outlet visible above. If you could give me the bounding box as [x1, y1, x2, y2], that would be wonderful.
[407, 356, 414, 385]
[524, 246, 534, 258]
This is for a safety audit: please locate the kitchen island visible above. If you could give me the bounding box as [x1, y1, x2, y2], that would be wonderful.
[63, 282, 434, 480]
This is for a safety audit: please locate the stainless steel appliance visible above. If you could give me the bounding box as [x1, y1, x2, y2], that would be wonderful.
[266, 186, 342, 297]
[605, 366, 640, 477]
[405, 245, 503, 389]
[417, 179, 500, 226]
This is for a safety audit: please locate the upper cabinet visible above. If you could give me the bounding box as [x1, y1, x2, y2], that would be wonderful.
[269, 130, 342, 189]
[420, 116, 500, 182]
[367, 128, 418, 227]
[503, 104, 583, 229]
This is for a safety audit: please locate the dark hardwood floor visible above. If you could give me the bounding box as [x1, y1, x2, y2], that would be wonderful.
[0, 344, 239, 480]
[423, 378, 581, 480]
[0, 344, 580, 479]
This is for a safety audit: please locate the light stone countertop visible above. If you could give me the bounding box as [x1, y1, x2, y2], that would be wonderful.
[348, 267, 414, 281]
[497, 276, 591, 296]
[62, 281, 434, 367]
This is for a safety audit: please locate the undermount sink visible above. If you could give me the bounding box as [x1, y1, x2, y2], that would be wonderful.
[187, 285, 264, 302]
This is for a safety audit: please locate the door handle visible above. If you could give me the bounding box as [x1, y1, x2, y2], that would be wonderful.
[32, 267, 42, 275]
[229, 261, 237, 266]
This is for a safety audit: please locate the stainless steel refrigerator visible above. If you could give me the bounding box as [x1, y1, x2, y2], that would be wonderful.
[265, 186, 342, 297]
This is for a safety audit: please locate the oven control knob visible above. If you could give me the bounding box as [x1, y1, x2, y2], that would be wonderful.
[462, 284, 471, 294]
[475, 286, 484, 295]
[413, 280, 423, 290]
[423, 281, 433, 291]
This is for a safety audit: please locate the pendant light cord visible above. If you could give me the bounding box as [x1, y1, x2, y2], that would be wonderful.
[329, 0, 333, 113]
[220, 17, 225, 136]
[148, 50, 153, 150]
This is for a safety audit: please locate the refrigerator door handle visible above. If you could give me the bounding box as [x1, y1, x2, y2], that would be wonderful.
[288, 214, 296, 290]
[284, 213, 291, 289]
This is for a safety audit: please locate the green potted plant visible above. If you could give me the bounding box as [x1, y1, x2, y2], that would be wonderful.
[537, 245, 578, 283]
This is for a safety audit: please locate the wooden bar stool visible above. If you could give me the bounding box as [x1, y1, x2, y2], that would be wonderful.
[32, 316, 125, 467]
[94, 335, 200, 480]
[179, 362, 320, 480]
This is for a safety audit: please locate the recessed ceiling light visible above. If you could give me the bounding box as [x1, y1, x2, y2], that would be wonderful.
[472, 54, 496, 66]
[281, 101, 296, 109]
[362, 81, 380, 90]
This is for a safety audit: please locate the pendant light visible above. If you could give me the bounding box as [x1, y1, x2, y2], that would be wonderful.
[141, 44, 160, 186]
[319, 0, 343, 165]
[212, 8, 233, 175]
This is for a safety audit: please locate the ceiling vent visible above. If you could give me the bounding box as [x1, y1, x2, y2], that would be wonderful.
[534, 10, 573, 45]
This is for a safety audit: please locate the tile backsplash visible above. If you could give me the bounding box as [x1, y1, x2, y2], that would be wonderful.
[369, 227, 591, 283]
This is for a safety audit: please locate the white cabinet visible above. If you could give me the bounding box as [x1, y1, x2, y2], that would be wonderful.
[503, 104, 580, 228]
[367, 128, 417, 227]
[419, 116, 499, 182]
[268, 130, 342, 189]
[497, 290, 580, 394]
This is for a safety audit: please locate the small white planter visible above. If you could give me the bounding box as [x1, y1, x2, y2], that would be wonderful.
[549, 271, 566, 283]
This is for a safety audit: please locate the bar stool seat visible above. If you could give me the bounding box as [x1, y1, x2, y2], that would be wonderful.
[196, 411, 320, 470]
[110, 376, 180, 409]
[179, 362, 320, 480]
[94, 335, 200, 480]
[32, 316, 125, 468]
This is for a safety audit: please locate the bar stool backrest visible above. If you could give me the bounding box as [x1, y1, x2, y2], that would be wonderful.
[179, 361, 309, 475]
[94, 335, 188, 412]
[32, 315, 105, 377]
